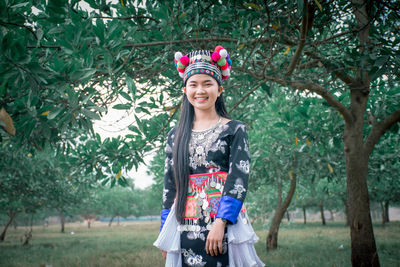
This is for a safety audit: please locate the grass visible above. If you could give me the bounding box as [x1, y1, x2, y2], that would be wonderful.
[0, 221, 399, 267]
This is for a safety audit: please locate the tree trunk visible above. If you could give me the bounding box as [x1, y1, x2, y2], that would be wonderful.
[22, 213, 34, 246]
[286, 211, 290, 222]
[344, 95, 380, 266]
[383, 201, 389, 223]
[380, 201, 389, 226]
[108, 216, 115, 227]
[117, 215, 120, 226]
[302, 206, 306, 224]
[13, 215, 17, 229]
[329, 209, 335, 221]
[347, 1, 380, 266]
[59, 211, 65, 233]
[343, 199, 350, 226]
[320, 201, 326, 225]
[0, 210, 18, 241]
[266, 174, 297, 251]
[88, 221, 91, 228]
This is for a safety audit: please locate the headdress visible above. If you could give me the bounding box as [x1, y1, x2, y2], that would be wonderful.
[174, 45, 232, 85]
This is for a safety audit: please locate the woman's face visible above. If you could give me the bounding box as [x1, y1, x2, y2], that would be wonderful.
[184, 74, 222, 113]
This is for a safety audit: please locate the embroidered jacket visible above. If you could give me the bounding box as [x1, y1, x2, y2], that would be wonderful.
[160, 120, 250, 231]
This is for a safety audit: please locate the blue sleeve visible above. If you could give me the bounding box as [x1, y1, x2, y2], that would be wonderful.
[216, 123, 250, 224]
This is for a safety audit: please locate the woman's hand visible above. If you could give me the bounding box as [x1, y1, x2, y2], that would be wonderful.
[205, 218, 226, 256]
[161, 249, 167, 259]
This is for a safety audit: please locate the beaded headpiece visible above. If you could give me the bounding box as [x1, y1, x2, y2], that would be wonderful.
[174, 45, 232, 85]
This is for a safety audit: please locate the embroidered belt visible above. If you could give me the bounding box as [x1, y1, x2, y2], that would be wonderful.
[178, 171, 247, 232]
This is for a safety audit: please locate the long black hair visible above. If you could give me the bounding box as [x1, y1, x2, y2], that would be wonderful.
[172, 93, 230, 223]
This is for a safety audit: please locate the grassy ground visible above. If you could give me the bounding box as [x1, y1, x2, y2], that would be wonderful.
[0, 221, 399, 267]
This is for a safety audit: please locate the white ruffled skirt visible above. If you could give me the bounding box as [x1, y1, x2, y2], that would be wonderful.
[153, 204, 265, 267]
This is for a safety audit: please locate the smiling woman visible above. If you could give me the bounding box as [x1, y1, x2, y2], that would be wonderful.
[153, 46, 264, 267]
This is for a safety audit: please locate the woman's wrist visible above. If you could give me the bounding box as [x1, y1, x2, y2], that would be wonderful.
[215, 217, 227, 226]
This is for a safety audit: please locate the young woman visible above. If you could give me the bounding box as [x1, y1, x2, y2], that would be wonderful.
[154, 46, 264, 267]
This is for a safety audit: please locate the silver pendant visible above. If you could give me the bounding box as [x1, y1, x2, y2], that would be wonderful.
[216, 183, 221, 190]
[206, 224, 212, 231]
[200, 191, 206, 199]
[242, 218, 248, 224]
[205, 216, 210, 223]
[196, 225, 201, 232]
[210, 181, 216, 188]
[195, 146, 204, 154]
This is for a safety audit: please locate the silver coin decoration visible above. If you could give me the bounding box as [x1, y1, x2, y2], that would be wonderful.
[210, 181, 216, 187]
[188, 118, 223, 168]
[242, 218, 248, 224]
[216, 183, 221, 190]
[200, 191, 206, 199]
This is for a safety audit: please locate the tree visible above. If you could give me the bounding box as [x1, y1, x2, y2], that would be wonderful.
[2, 1, 399, 265]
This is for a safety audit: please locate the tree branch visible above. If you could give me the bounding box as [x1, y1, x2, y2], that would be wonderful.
[266, 75, 353, 124]
[312, 30, 353, 45]
[228, 84, 262, 114]
[93, 16, 159, 23]
[364, 109, 400, 156]
[286, 3, 315, 76]
[305, 51, 358, 87]
[0, 20, 38, 40]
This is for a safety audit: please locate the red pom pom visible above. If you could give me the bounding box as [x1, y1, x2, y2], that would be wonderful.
[220, 61, 229, 70]
[180, 56, 189, 66]
[215, 45, 224, 52]
[177, 67, 185, 73]
[222, 75, 229, 80]
[211, 52, 221, 62]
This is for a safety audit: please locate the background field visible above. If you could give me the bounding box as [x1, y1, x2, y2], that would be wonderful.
[1, 221, 399, 267]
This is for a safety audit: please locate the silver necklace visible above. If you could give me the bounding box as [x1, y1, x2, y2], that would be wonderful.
[189, 118, 222, 168]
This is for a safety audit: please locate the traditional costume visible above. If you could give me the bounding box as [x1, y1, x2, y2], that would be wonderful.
[154, 46, 264, 267]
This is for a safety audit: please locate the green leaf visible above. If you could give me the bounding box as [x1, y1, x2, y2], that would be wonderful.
[47, 108, 64, 120]
[81, 109, 101, 120]
[244, 3, 262, 11]
[274, 122, 288, 128]
[0, 83, 6, 98]
[110, 179, 116, 188]
[113, 103, 132, 110]
[126, 76, 136, 98]
[119, 91, 132, 101]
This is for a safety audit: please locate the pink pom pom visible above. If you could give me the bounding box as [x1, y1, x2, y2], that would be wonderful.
[215, 45, 224, 52]
[222, 75, 229, 80]
[211, 52, 221, 62]
[180, 56, 189, 66]
[220, 61, 229, 70]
